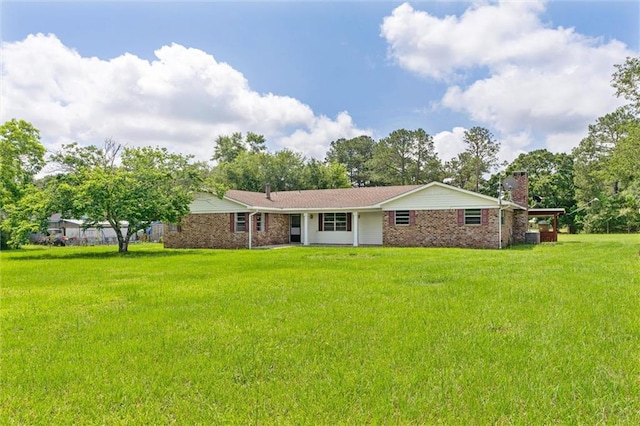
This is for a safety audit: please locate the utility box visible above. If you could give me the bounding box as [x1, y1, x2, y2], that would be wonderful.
[525, 231, 540, 244]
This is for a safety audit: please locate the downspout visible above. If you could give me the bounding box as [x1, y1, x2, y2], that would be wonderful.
[248, 212, 258, 249]
[498, 188, 503, 250]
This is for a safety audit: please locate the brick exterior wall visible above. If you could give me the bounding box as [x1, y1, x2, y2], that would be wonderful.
[166, 208, 526, 249]
[251, 214, 290, 247]
[511, 171, 529, 208]
[501, 209, 514, 247]
[511, 172, 529, 207]
[512, 210, 528, 244]
[510, 171, 529, 244]
[384, 209, 505, 249]
[164, 213, 289, 249]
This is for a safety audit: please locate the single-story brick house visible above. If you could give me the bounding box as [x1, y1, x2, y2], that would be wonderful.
[164, 172, 529, 250]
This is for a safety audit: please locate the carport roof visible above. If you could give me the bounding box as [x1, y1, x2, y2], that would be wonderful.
[528, 208, 565, 217]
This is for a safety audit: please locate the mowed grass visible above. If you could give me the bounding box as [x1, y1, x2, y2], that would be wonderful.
[1, 235, 639, 424]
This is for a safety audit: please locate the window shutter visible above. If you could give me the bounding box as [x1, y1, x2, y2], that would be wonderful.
[230, 213, 235, 232]
[347, 213, 352, 232]
[265, 213, 269, 232]
[318, 213, 323, 231]
[253, 214, 258, 231]
[457, 209, 464, 226]
[388, 211, 395, 226]
[409, 210, 416, 226]
[481, 209, 489, 225]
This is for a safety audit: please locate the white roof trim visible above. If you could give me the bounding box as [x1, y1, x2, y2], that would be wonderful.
[206, 193, 250, 208]
[377, 181, 526, 210]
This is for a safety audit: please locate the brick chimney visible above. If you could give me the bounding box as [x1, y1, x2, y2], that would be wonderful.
[265, 182, 271, 200]
[510, 171, 528, 208]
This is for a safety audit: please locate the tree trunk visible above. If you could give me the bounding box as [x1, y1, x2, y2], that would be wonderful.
[118, 238, 129, 253]
[113, 225, 129, 253]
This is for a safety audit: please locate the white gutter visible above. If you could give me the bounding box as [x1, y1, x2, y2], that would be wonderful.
[498, 192, 503, 250]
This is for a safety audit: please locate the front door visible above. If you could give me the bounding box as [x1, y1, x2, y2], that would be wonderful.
[290, 214, 301, 243]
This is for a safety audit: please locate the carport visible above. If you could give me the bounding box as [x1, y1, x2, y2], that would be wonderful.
[528, 208, 565, 242]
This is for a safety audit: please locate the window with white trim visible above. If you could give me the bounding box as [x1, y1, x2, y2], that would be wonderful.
[323, 213, 348, 231]
[255, 213, 263, 232]
[464, 209, 482, 225]
[235, 213, 246, 232]
[395, 210, 410, 225]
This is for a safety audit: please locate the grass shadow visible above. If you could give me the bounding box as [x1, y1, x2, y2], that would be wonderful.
[4, 248, 214, 261]
[502, 243, 537, 251]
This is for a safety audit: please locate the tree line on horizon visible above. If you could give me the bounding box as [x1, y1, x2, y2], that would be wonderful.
[209, 126, 497, 192]
[1, 58, 638, 251]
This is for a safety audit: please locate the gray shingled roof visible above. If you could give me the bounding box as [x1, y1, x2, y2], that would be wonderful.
[225, 185, 423, 209]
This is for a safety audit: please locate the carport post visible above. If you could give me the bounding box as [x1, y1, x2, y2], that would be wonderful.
[352, 211, 359, 247]
[303, 213, 309, 246]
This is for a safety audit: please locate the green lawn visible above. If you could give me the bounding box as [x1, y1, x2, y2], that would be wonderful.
[2, 235, 639, 424]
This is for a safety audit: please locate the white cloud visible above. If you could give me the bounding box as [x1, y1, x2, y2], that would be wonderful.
[434, 127, 530, 165]
[277, 112, 371, 160]
[433, 127, 466, 162]
[1, 34, 367, 161]
[381, 1, 546, 80]
[381, 1, 634, 156]
[545, 131, 588, 154]
[499, 131, 534, 163]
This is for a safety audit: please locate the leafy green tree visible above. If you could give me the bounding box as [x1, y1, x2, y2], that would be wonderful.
[579, 190, 640, 233]
[1, 184, 50, 249]
[213, 148, 349, 192]
[610, 56, 640, 232]
[0, 119, 45, 197]
[573, 107, 636, 203]
[51, 139, 203, 252]
[613, 56, 640, 112]
[370, 129, 411, 185]
[302, 159, 350, 189]
[265, 150, 306, 191]
[610, 123, 640, 186]
[369, 129, 442, 185]
[0, 119, 47, 248]
[444, 152, 474, 190]
[212, 132, 245, 163]
[326, 136, 376, 187]
[570, 57, 640, 233]
[246, 132, 267, 153]
[460, 126, 500, 193]
[409, 128, 444, 184]
[212, 132, 267, 163]
[214, 151, 268, 192]
[211, 132, 343, 193]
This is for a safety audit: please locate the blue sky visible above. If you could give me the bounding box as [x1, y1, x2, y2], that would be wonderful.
[2, 1, 638, 165]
